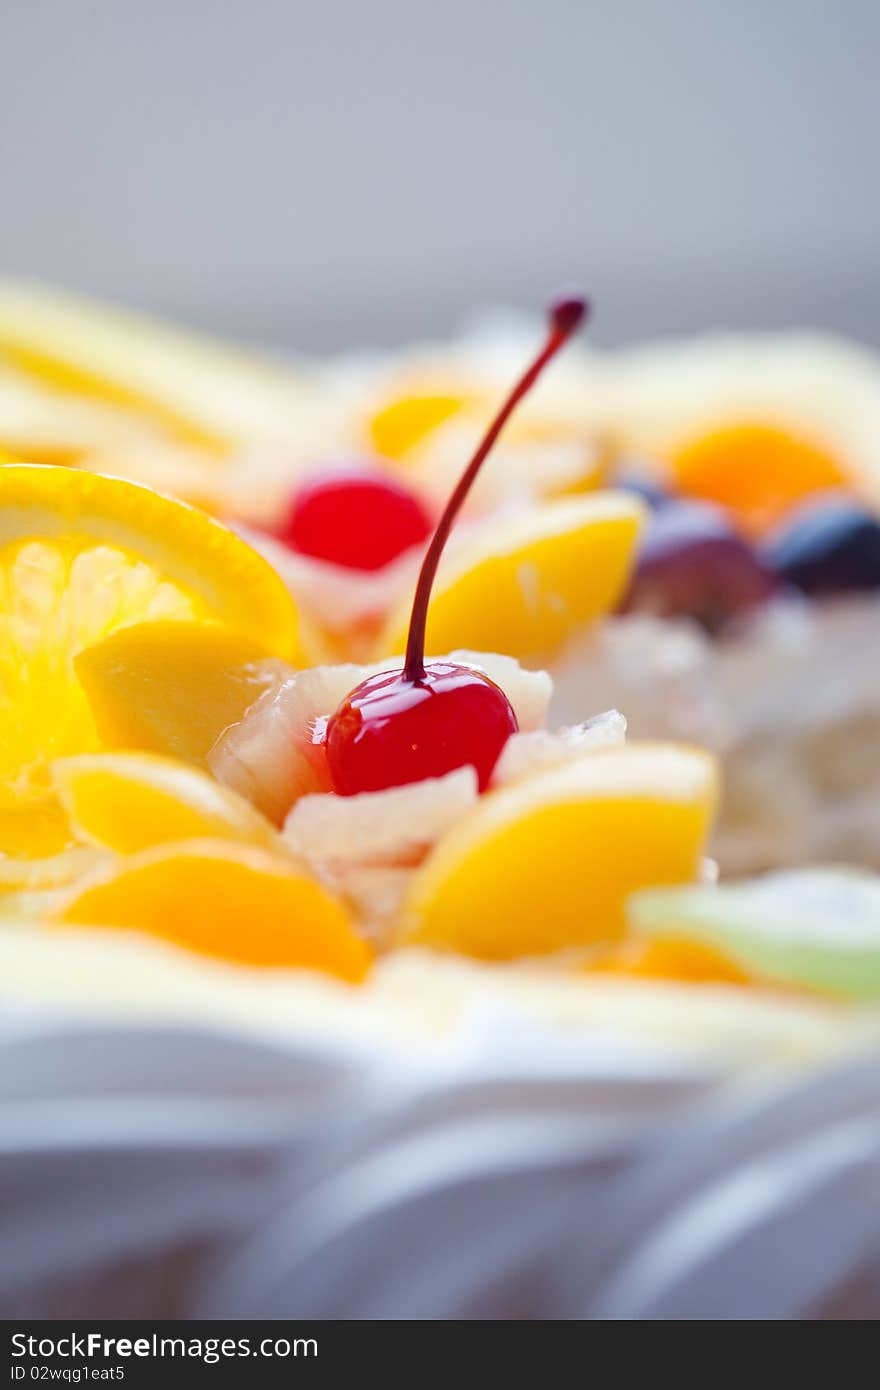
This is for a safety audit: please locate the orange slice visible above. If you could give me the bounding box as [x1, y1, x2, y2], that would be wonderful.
[0, 464, 303, 853]
[57, 838, 371, 979]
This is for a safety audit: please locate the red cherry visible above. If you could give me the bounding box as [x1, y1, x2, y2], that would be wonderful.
[324, 293, 589, 796]
[278, 466, 433, 571]
[325, 662, 518, 794]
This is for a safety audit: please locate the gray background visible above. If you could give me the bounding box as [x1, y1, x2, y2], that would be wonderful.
[2, 0, 878, 352]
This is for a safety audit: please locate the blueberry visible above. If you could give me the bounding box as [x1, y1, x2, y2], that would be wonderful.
[763, 493, 880, 596]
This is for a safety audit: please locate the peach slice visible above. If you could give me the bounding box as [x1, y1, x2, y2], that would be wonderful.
[380, 492, 644, 662]
[75, 621, 292, 768]
[57, 838, 370, 980]
[53, 751, 283, 855]
[400, 742, 719, 959]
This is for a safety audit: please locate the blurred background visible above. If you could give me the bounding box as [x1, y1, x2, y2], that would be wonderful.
[2, 0, 879, 353]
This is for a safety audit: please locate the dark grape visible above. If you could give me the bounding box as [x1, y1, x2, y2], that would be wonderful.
[623, 498, 775, 633]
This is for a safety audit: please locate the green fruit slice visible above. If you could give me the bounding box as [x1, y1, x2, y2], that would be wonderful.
[628, 868, 880, 998]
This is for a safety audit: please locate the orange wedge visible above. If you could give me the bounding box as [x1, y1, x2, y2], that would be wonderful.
[57, 838, 371, 979]
[400, 742, 719, 959]
[0, 464, 303, 854]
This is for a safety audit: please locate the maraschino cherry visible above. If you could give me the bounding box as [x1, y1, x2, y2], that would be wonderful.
[324, 293, 589, 796]
[277, 465, 433, 571]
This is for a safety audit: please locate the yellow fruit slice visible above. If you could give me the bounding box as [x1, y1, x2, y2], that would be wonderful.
[400, 742, 719, 960]
[369, 393, 470, 460]
[57, 838, 371, 980]
[53, 752, 282, 855]
[0, 465, 303, 845]
[380, 492, 644, 661]
[75, 621, 290, 767]
[0, 279, 320, 453]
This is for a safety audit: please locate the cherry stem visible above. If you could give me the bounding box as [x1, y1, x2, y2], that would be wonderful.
[403, 293, 590, 683]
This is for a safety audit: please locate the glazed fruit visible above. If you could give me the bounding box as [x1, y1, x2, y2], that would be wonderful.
[278, 465, 433, 571]
[629, 867, 880, 998]
[53, 752, 283, 854]
[0, 464, 301, 856]
[671, 422, 846, 536]
[58, 838, 371, 979]
[380, 491, 643, 661]
[325, 294, 588, 796]
[326, 661, 517, 795]
[401, 742, 719, 958]
[623, 498, 775, 633]
[762, 493, 880, 596]
[75, 622, 290, 768]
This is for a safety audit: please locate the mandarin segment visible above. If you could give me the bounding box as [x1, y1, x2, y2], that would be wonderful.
[57, 838, 371, 980]
[400, 743, 719, 959]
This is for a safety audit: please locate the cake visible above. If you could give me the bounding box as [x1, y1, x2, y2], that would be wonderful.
[2, 283, 880, 1319]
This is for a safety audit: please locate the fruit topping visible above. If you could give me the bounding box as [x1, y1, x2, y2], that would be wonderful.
[53, 751, 283, 855]
[671, 422, 846, 536]
[379, 490, 644, 662]
[325, 295, 590, 796]
[0, 464, 302, 857]
[209, 652, 550, 822]
[75, 621, 292, 768]
[284, 766, 479, 869]
[277, 465, 433, 571]
[628, 867, 880, 998]
[589, 935, 751, 985]
[326, 662, 518, 795]
[762, 492, 880, 596]
[623, 498, 775, 633]
[491, 709, 627, 786]
[369, 393, 469, 460]
[400, 742, 719, 958]
[57, 838, 370, 979]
